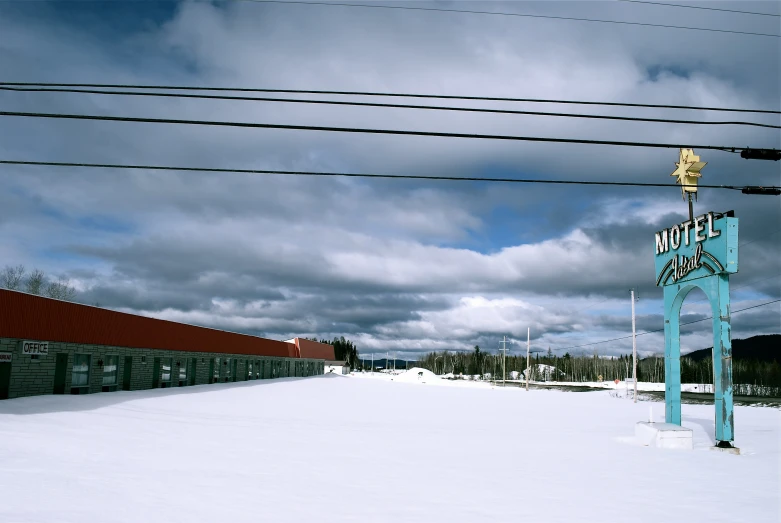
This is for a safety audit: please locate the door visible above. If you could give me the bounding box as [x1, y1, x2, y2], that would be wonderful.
[0, 360, 11, 400]
[122, 356, 133, 391]
[53, 353, 69, 394]
[231, 359, 238, 382]
[208, 359, 215, 384]
[152, 358, 161, 388]
[190, 358, 197, 386]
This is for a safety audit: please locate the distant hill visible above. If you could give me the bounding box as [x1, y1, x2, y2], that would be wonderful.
[683, 334, 780, 363]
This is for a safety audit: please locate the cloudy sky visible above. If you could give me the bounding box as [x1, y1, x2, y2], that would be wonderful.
[1, 0, 779, 359]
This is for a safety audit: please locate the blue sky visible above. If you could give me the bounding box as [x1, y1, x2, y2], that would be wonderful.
[0, 0, 779, 358]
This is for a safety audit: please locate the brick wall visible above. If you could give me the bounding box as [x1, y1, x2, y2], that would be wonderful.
[0, 337, 325, 400]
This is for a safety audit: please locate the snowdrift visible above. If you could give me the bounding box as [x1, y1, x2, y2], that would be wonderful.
[392, 367, 440, 384]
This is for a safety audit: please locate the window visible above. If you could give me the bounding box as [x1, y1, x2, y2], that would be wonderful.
[161, 358, 172, 383]
[102, 355, 118, 386]
[179, 360, 187, 381]
[248, 361, 253, 378]
[71, 354, 91, 390]
[214, 357, 221, 380]
[224, 358, 231, 381]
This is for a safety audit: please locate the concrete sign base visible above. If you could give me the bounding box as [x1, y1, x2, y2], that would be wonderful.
[709, 445, 740, 455]
[635, 422, 693, 450]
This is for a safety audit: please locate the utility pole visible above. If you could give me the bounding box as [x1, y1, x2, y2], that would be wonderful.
[371, 353, 374, 374]
[498, 336, 508, 387]
[526, 328, 531, 392]
[631, 289, 638, 403]
[687, 193, 694, 223]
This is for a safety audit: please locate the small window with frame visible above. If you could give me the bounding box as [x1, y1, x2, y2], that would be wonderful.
[71, 353, 91, 394]
[161, 358, 172, 387]
[102, 355, 118, 392]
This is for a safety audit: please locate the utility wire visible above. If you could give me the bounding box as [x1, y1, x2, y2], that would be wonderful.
[0, 110, 770, 153]
[580, 272, 781, 313]
[3, 83, 778, 115]
[2, 160, 778, 191]
[8, 156, 771, 352]
[1, 86, 776, 129]
[617, 0, 781, 17]
[233, 0, 780, 38]
[737, 230, 781, 248]
[553, 299, 781, 352]
[675, 273, 781, 307]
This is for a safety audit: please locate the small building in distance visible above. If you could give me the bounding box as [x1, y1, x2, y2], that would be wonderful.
[324, 360, 350, 375]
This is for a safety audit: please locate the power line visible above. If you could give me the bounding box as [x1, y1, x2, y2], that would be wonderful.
[2, 83, 777, 115]
[233, 0, 780, 37]
[738, 230, 781, 248]
[3, 160, 776, 191]
[2, 86, 776, 129]
[579, 296, 619, 313]
[553, 299, 781, 352]
[677, 273, 781, 306]
[617, 0, 781, 18]
[0, 110, 771, 154]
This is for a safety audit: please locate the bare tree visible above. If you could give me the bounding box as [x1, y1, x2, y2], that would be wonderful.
[1, 264, 26, 290]
[44, 277, 77, 301]
[25, 269, 46, 295]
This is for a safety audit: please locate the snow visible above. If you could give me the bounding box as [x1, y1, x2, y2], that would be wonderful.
[521, 363, 564, 380]
[0, 376, 778, 523]
[507, 379, 715, 393]
[390, 367, 440, 383]
[435, 374, 718, 394]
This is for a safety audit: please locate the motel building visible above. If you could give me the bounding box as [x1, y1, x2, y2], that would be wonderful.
[0, 289, 335, 400]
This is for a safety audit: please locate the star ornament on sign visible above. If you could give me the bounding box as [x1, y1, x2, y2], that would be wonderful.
[671, 148, 707, 200]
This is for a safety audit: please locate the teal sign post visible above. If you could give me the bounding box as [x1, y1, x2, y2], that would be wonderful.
[654, 211, 739, 447]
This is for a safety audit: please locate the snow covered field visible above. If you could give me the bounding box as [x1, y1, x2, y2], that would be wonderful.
[1, 373, 779, 523]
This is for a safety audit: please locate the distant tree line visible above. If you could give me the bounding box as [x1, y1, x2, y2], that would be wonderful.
[306, 336, 360, 369]
[415, 345, 780, 397]
[1, 264, 77, 301]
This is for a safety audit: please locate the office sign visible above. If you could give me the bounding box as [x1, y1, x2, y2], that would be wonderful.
[22, 340, 49, 356]
[0, 352, 11, 363]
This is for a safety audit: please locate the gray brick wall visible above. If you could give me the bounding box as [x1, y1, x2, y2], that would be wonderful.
[0, 337, 324, 400]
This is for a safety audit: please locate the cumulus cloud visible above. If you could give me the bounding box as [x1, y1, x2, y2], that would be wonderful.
[0, 0, 778, 359]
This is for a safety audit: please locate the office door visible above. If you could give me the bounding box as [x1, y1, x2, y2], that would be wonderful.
[190, 358, 197, 386]
[152, 358, 161, 388]
[122, 356, 133, 390]
[53, 353, 69, 395]
[0, 360, 11, 399]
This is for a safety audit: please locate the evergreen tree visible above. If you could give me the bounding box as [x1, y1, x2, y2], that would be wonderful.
[468, 345, 481, 376]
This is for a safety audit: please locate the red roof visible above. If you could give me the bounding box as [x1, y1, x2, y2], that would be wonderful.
[0, 289, 315, 358]
[292, 337, 336, 360]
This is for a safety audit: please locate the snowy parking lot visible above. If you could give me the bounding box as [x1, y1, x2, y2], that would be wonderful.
[1, 373, 778, 523]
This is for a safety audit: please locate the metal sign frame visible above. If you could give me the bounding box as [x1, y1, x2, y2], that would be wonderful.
[655, 212, 738, 446]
